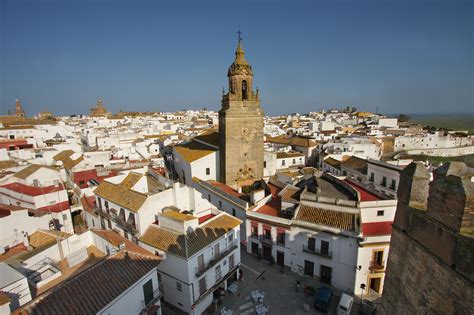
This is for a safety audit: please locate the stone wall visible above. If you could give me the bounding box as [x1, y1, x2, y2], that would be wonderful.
[380, 162, 474, 314]
[380, 228, 474, 315]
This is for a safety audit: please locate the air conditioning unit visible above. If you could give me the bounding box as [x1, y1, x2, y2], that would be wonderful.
[118, 242, 126, 250]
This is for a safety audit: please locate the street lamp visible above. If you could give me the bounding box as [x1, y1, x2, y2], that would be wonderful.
[360, 283, 366, 301]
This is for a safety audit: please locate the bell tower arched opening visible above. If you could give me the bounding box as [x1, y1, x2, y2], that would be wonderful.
[242, 80, 248, 100]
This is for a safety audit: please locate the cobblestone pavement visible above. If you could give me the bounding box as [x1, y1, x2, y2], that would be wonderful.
[217, 249, 361, 315]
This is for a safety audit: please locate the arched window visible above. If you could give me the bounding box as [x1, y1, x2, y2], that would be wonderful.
[242, 80, 248, 100]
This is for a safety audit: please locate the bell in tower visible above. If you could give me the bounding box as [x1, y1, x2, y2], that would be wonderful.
[219, 32, 265, 189]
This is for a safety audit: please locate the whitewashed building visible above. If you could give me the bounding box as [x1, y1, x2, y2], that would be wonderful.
[139, 209, 241, 315]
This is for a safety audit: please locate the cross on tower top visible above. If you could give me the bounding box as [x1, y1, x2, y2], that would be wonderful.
[237, 29, 243, 42]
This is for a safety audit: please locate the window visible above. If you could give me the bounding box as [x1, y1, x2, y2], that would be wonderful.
[370, 173, 374, 182]
[229, 254, 235, 269]
[176, 281, 182, 292]
[143, 279, 154, 306]
[381, 176, 387, 187]
[320, 240, 329, 256]
[232, 208, 236, 217]
[292, 159, 296, 164]
[308, 237, 316, 251]
[282, 160, 286, 166]
[97, 198, 102, 210]
[264, 161, 267, 168]
[199, 277, 207, 296]
[228, 232, 234, 243]
[218, 200, 222, 209]
[377, 210, 384, 216]
[208, 194, 211, 202]
[277, 231, 285, 246]
[390, 179, 396, 190]
[215, 265, 222, 280]
[214, 243, 220, 259]
[62, 214, 67, 220]
[251, 225, 258, 237]
[105, 201, 109, 210]
[197, 254, 204, 272]
[264, 228, 271, 240]
[206, 168, 210, 175]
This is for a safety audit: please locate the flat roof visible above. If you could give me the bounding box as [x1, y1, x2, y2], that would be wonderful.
[0, 262, 25, 288]
[316, 177, 357, 201]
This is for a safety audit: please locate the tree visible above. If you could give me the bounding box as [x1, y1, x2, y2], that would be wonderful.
[398, 114, 411, 122]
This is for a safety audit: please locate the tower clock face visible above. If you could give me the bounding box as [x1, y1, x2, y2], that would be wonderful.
[241, 127, 249, 136]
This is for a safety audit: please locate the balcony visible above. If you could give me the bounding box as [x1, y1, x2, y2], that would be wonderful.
[259, 235, 273, 246]
[111, 215, 138, 235]
[139, 288, 161, 315]
[369, 261, 385, 272]
[195, 240, 239, 277]
[303, 245, 332, 259]
[95, 207, 112, 220]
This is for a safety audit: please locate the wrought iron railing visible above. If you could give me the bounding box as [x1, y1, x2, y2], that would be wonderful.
[139, 288, 161, 315]
[303, 245, 332, 259]
[195, 241, 239, 277]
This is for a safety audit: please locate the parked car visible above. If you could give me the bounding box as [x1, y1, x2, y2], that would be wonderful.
[336, 293, 353, 315]
[314, 286, 332, 312]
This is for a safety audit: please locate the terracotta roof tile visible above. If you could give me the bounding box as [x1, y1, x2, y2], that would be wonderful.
[94, 173, 147, 212]
[140, 213, 241, 258]
[173, 140, 217, 163]
[21, 251, 160, 314]
[13, 164, 55, 179]
[295, 205, 355, 231]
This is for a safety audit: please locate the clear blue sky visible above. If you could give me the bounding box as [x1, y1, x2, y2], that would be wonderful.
[0, 0, 472, 116]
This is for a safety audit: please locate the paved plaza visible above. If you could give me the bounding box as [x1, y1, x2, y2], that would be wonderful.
[216, 249, 362, 315]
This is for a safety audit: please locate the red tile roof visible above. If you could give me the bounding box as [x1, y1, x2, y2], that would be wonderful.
[73, 169, 118, 188]
[81, 195, 97, 215]
[1, 182, 65, 196]
[36, 200, 70, 213]
[198, 213, 216, 224]
[267, 182, 282, 198]
[208, 180, 244, 198]
[256, 198, 283, 218]
[361, 221, 393, 236]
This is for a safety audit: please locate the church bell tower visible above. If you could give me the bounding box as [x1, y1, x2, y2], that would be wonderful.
[219, 34, 264, 189]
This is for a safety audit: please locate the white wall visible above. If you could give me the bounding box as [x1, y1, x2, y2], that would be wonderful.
[98, 268, 161, 315]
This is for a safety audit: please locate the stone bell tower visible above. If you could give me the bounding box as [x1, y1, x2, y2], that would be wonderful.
[15, 98, 26, 117]
[219, 35, 264, 189]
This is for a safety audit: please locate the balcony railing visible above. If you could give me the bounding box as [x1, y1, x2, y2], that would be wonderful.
[139, 288, 161, 315]
[195, 241, 239, 277]
[303, 245, 332, 259]
[259, 235, 273, 245]
[369, 260, 385, 272]
[95, 207, 112, 220]
[111, 215, 138, 235]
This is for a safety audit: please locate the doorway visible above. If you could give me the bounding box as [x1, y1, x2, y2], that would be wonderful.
[251, 242, 259, 255]
[304, 260, 314, 277]
[369, 277, 382, 293]
[320, 265, 332, 285]
[262, 245, 272, 261]
[277, 251, 284, 266]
